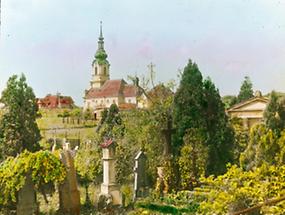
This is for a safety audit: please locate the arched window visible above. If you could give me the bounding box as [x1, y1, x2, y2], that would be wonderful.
[95, 67, 98, 75]
[104, 67, 107, 75]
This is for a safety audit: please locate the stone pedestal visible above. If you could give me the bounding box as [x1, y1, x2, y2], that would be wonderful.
[98, 140, 122, 206]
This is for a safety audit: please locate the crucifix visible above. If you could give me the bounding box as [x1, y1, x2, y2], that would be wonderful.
[161, 115, 175, 158]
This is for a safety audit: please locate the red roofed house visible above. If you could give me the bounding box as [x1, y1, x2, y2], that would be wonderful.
[37, 94, 74, 109]
[83, 24, 146, 118]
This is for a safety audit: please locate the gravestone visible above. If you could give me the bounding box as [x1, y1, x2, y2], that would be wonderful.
[133, 150, 147, 200]
[59, 144, 80, 215]
[17, 175, 38, 215]
[98, 138, 122, 208]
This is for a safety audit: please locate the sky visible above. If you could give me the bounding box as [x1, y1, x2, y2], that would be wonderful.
[1, 0, 285, 105]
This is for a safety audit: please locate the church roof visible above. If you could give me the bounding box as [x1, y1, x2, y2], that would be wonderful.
[123, 85, 137, 97]
[85, 79, 137, 99]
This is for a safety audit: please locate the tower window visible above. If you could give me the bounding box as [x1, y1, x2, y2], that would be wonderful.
[95, 67, 98, 75]
[104, 67, 107, 75]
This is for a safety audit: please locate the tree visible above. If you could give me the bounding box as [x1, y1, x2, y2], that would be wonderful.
[70, 108, 82, 124]
[198, 164, 285, 214]
[264, 91, 285, 135]
[0, 74, 41, 160]
[178, 128, 208, 190]
[0, 150, 66, 211]
[237, 76, 254, 103]
[230, 117, 249, 163]
[240, 124, 278, 170]
[173, 60, 234, 177]
[74, 140, 102, 205]
[222, 95, 237, 109]
[202, 78, 234, 175]
[83, 108, 93, 122]
[173, 60, 205, 155]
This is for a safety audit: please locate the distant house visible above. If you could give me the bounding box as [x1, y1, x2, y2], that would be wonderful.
[37, 94, 74, 109]
[83, 24, 146, 119]
[227, 91, 269, 129]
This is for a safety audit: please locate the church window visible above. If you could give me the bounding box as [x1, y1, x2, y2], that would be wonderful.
[95, 67, 98, 75]
[104, 67, 107, 75]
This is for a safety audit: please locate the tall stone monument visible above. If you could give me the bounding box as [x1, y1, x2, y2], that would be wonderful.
[133, 150, 147, 200]
[59, 143, 80, 215]
[98, 138, 122, 207]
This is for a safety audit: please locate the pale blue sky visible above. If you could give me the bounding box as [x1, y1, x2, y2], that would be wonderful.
[1, 0, 285, 105]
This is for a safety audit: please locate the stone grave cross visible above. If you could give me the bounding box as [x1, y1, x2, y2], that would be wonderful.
[161, 117, 175, 157]
[133, 150, 147, 201]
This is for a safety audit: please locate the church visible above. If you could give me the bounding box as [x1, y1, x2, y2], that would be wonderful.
[83, 24, 146, 119]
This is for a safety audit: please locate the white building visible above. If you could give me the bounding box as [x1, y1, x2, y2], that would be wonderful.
[83, 23, 146, 118]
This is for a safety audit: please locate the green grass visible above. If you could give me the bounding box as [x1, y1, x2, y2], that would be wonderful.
[37, 108, 98, 146]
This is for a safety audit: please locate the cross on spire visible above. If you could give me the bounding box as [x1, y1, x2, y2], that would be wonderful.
[99, 21, 103, 39]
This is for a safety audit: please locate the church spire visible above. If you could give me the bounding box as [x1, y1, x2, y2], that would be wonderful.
[93, 21, 108, 65]
[97, 21, 105, 51]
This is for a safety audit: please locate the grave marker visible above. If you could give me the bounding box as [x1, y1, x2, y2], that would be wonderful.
[133, 150, 147, 200]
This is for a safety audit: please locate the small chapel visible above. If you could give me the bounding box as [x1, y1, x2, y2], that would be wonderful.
[83, 23, 146, 119]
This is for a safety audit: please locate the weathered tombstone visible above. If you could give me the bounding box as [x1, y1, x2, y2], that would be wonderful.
[59, 142, 80, 215]
[17, 175, 38, 215]
[156, 116, 175, 195]
[133, 150, 147, 201]
[98, 138, 122, 209]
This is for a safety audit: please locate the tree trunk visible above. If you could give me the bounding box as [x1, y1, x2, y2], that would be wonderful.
[85, 185, 91, 205]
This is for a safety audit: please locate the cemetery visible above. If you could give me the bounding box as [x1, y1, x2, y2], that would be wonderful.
[2, 61, 285, 215]
[1, 2, 285, 214]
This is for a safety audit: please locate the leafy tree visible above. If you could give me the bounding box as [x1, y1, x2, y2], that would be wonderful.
[0, 74, 41, 160]
[70, 108, 82, 124]
[198, 164, 285, 214]
[230, 117, 249, 163]
[0, 150, 66, 211]
[222, 95, 238, 109]
[237, 76, 254, 103]
[264, 91, 285, 135]
[62, 109, 70, 123]
[83, 108, 93, 122]
[178, 129, 208, 190]
[240, 124, 278, 170]
[74, 140, 102, 205]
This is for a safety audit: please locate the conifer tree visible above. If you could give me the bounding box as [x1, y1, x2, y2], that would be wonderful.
[264, 91, 285, 135]
[173, 60, 205, 155]
[237, 76, 254, 103]
[203, 78, 234, 175]
[173, 60, 234, 177]
[0, 74, 41, 160]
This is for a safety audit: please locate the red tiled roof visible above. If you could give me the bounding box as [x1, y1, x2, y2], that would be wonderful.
[86, 80, 125, 99]
[37, 95, 74, 108]
[86, 79, 138, 99]
[123, 85, 137, 97]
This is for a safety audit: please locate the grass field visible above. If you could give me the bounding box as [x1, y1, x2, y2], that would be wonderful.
[37, 108, 98, 148]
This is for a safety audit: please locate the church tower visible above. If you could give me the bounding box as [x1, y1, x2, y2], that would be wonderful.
[90, 22, 110, 88]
